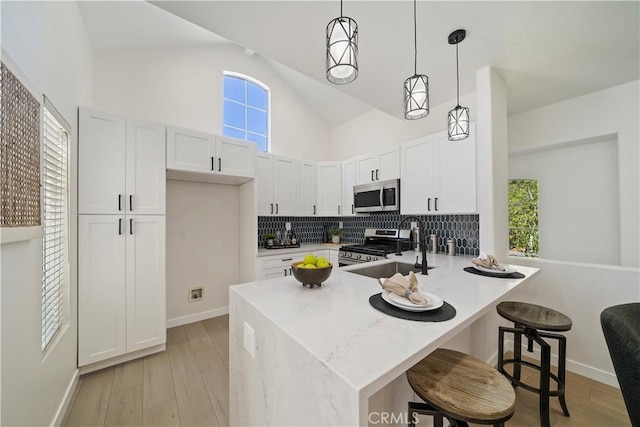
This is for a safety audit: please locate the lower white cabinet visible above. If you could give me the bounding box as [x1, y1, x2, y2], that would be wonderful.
[257, 250, 330, 280]
[79, 215, 165, 366]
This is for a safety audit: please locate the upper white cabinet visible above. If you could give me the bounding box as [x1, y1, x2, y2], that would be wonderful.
[316, 161, 342, 216]
[401, 123, 476, 214]
[166, 127, 255, 184]
[341, 158, 356, 216]
[79, 108, 165, 215]
[298, 161, 317, 216]
[257, 153, 297, 216]
[355, 146, 400, 185]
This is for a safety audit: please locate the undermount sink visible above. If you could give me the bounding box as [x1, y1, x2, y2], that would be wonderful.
[346, 261, 434, 279]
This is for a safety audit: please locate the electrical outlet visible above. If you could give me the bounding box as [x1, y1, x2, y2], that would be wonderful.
[189, 287, 203, 302]
[244, 321, 255, 358]
[178, 230, 186, 241]
[285, 222, 291, 231]
[339, 221, 343, 229]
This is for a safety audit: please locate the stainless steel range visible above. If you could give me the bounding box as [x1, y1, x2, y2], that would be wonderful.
[339, 228, 412, 266]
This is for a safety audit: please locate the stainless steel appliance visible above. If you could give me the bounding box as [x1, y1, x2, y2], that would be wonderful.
[353, 179, 400, 213]
[339, 228, 411, 266]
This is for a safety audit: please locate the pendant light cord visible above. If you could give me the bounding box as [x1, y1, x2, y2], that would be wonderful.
[456, 42, 460, 106]
[340, 0, 343, 17]
[413, 0, 417, 76]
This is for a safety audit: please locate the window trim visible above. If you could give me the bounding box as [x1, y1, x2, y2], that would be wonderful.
[222, 71, 271, 152]
[41, 95, 71, 354]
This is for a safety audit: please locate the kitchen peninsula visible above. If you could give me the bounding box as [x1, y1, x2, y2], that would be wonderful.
[229, 253, 539, 426]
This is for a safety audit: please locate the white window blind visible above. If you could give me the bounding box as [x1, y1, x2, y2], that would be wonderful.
[42, 100, 70, 352]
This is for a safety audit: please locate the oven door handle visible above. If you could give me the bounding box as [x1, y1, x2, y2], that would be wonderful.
[379, 188, 384, 209]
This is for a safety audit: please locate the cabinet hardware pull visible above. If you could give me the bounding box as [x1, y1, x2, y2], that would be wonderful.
[218, 158, 221, 172]
[352, 204, 354, 214]
[130, 218, 133, 235]
[118, 218, 122, 235]
[129, 195, 133, 211]
[271, 203, 273, 214]
[313, 205, 316, 215]
[435, 197, 439, 211]
[375, 169, 379, 180]
[118, 194, 122, 211]
[284, 269, 287, 276]
[428, 198, 431, 211]
[289, 268, 292, 275]
[282, 258, 293, 261]
[371, 170, 374, 181]
[275, 203, 279, 214]
[211, 157, 215, 171]
[338, 205, 341, 215]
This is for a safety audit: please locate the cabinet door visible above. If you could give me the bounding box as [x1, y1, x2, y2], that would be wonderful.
[400, 137, 436, 215]
[79, 108, 126, 214]
[298, 161, 317, 216]
[377, 146, 400, 181]
[341, 159, 356, 216]
[166, 126, 216, 173]
[316, 162, 342, 216]
[258, 267, 288, 280]
[126, 215, 166, 352]
[355, 153, 377, 185]
[78, 215, 126, 366]
[256, 153, 274, 215]
[272, 156, 298, 216]
[435, 124, 477, 213]
[126, 119, 166, 215]
[216, 136, 256, 178]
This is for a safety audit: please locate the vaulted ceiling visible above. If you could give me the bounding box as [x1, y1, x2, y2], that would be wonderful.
[79, 1, 639, 127]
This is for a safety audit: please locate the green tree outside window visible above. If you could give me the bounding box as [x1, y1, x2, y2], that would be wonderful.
[508, 179, 539, 257]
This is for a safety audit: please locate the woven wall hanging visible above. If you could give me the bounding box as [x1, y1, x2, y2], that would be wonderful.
[1, 61, 41, 228]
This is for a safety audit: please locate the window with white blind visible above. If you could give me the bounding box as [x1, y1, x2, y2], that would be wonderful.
[42, 98, 70, 352]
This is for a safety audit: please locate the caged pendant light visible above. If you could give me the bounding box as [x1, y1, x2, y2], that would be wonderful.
[326, 0, 358, 85]
[447, 29, 470, 140]
[404, 0, 429, 120]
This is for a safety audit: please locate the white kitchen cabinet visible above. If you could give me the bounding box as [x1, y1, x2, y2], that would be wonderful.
[329, 250, 340, 266]
[257, 250, 330, 279]
[79, 108, 165, 215]
[166, 127, 255, 182]
[79, 215, 165, 366]
[256, 153, 297, 216]
[341, 158, 356, 216]
[401, 123, 476, 214]
[316, 162, 342, 216]
[355, 146, 400, 185]
[298, 161, 317, 216]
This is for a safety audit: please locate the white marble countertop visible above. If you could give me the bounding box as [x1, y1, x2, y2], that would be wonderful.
[256, 242, 344, 257]
[231, 252, 539, 398]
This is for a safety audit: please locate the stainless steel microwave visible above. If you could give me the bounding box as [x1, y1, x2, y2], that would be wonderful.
[353, 179, 400, 213]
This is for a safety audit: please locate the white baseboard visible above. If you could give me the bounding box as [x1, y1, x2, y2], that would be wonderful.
[166, 306, 229, 328]
[51, 369, 79, 427]
[79, 344, 165, 375]
[502, 339, 620, 388]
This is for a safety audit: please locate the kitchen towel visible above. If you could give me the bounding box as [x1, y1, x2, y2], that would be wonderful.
[464, 266, 525, 279]
[369, 293, 456, 322]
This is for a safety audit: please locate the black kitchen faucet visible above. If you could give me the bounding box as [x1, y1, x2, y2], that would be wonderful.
[395, 216, 428, 275]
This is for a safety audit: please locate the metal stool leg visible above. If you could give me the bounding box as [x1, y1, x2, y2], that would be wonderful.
[558, 334, 570, 417]
[539, 339, 551, 427]
[513, 322, 523, 382]
[498, 326, 505, 375]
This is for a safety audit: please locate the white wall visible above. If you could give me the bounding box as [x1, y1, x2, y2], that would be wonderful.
[92, 44, 332, 161]
[165, 180, 240, 326]
[510, 137, 620, 265]
[330, 92, 477, 160]
[1, 1, 93, 425]
[509, 80, 639, 268]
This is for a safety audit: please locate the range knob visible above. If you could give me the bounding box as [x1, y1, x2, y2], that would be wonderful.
[355, 253, 362, 260]
[366, 255, 372, 261]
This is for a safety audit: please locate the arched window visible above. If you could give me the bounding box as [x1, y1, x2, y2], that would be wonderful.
[223, 72, 270, 152]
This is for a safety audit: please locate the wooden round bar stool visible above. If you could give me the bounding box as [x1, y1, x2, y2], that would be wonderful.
[497, 301, 572, 427]
[406, 348, 516, 427]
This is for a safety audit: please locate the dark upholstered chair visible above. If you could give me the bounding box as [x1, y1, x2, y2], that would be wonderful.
[601, 303, 640, 427]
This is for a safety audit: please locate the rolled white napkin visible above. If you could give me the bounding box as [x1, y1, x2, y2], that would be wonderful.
[472, 252, 506, 271]
[379, 271, 428, 306]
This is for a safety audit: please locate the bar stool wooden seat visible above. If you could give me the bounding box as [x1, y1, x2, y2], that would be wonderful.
[406, 348, 516, 427]
[497, 301, 572, 427]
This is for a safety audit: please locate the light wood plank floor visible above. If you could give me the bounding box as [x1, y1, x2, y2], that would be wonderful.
[64, 316, 630, 426]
